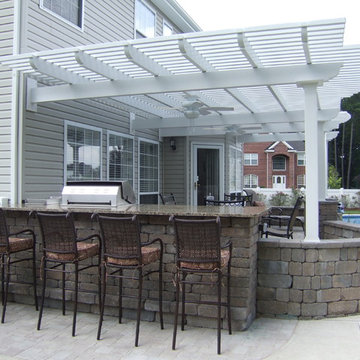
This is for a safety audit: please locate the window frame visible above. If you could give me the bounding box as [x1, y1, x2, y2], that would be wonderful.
[297, 174, 306, 188]
[163, 20, 173, 36]
[107, 131, 134, 186]
[244, 153, 258, 166]
[244, 174, 258, 188]
[64, 121, 102, 183]
[297, 152, 305, 166]
[135, 0, 156, 39]
[272, 155, 286, 171]
[40, 0, 84, 30]
[138, 138, 160, 202]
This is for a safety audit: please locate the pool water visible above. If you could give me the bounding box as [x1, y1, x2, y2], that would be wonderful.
[342, 215, 360, 224]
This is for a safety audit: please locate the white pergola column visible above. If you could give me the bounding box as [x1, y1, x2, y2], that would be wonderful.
[300, 82, 320, 241]
[318, 121, 327, 201]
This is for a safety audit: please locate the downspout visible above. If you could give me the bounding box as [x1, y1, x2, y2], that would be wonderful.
[10, 0, 23, 205]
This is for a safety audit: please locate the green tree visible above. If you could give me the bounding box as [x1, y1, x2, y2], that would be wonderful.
[328, 92, 360, 188]
[328, 164, 342, 189]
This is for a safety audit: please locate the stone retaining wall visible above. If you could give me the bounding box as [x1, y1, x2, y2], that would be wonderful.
[257, 238, 360, 318]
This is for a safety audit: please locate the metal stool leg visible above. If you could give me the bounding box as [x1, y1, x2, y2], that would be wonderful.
[135, 268, 143, 347]
[37, 258, 47, 330]
[1, 256, 10, 323]
[172, 271, 180, 351]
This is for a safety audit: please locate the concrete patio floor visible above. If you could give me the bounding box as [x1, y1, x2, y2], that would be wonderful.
[0, 303, 360, 359]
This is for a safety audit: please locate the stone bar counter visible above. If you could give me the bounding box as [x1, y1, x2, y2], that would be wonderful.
[3, 204, 266, 331]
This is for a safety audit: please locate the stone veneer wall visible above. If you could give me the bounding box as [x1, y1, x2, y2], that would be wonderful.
[258, 238, 360, 318]
[3, 209, 260, 331]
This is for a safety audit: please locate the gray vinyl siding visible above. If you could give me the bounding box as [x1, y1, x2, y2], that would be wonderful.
[162, 137, 186, 204]
[25, 0, 135, 51]
[0, 0, 13, 198]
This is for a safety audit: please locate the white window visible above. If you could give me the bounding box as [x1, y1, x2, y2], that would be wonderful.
[65, 122, 101, 181]
[163, 21, 173, 36]
[108, 132, 134, 187]
[41, 0, 83, 28]
[139, 139, 159, 203]
[297, 174, 306, 187]
[297, 153, 305, 166]
[244, 153, 258, 166]
[229, 146, 242, 192]
[244, 174, 258, 188]
[135, 0, 155, 38]
[273, 155, 286, 170]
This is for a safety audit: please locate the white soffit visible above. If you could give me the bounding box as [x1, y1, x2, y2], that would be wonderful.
[1, 18, 360, 138]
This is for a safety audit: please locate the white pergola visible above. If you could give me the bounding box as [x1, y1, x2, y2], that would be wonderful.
[2, 18, 360, 241]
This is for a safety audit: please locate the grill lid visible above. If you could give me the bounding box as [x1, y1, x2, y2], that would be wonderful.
[61, 181, 136, 207]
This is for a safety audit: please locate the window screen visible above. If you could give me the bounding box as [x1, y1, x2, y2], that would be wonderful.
[108, 133, 134, 186]
[139, 140, 159, 193]
[42, 0, 83, 27]
[66, 124, 101, 181]
[135, 0, 155, 38]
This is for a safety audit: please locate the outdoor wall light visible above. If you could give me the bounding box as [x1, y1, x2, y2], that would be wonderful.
[170, 137, 176, 151]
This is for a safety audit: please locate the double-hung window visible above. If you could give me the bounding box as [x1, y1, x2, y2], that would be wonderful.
[273, 155, 286, 170]
[297, 153, 305, 166]
[139, 139, 159, 204]
[244, 174, 258, 188]
[41, 0, 83, 28]
[135, 0, 155, 38]
[244, 153, 258, 166]
[65, 122, 101, 181]
[108, 132, 134, 186]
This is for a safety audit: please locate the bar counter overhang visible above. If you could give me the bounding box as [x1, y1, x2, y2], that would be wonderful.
[3, 203, 266, 331]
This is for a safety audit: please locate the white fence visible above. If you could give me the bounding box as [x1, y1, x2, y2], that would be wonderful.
[245, 188, 360, 208]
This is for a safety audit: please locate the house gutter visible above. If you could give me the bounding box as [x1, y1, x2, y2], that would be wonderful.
[151, 0, 202, 33]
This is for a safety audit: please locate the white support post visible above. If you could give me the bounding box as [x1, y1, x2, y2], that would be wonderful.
[318, 121, 327, 201]
[301, 82, 320, 241]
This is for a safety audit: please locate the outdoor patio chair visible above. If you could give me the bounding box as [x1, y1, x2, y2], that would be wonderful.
[170, 216, 232, 355]
[206, 199, 244, 206]
[260, 197, 304, 239]
[0, 208, 38, 323]
[265, 196, 305, 231]
[159, 192, 176, 205]
[35, 211, 101, 336]
[94, 214, 163, 347]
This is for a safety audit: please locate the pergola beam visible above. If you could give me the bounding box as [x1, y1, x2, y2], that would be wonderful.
[31, 63, 342, 104]
[132, 109, 339, 130]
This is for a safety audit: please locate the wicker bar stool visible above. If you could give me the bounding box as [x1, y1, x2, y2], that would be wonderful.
[35, 211, 101, 336]
[0, 208, 38, 323]
[94, 214, 163, 347]
[170, 216, 232, 355]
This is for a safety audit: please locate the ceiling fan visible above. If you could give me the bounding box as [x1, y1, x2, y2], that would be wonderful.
[164, 95, 234, 119]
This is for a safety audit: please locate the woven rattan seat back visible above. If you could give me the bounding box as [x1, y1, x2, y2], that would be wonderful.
[0, 208, 38, 323]
[288, 197, 304, 233]
[97, 215, 142, 264]
[0, 209, 9, 249]
[172, 217, 221, 268]
[36, 212, 77, 256]
[159, 193, 176, 205]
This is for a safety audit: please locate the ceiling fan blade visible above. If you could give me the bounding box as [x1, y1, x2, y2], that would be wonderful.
[198, 108, 211, 115]
[205, 107, 234, 111]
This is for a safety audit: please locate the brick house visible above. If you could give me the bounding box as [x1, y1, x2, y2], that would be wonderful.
[243, 141, 306, 189]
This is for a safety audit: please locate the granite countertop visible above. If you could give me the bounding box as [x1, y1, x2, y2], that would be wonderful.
[3, 204, 267, 218]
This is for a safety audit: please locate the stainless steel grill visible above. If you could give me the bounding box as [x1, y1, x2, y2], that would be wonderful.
[61, 181, 136, 207]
